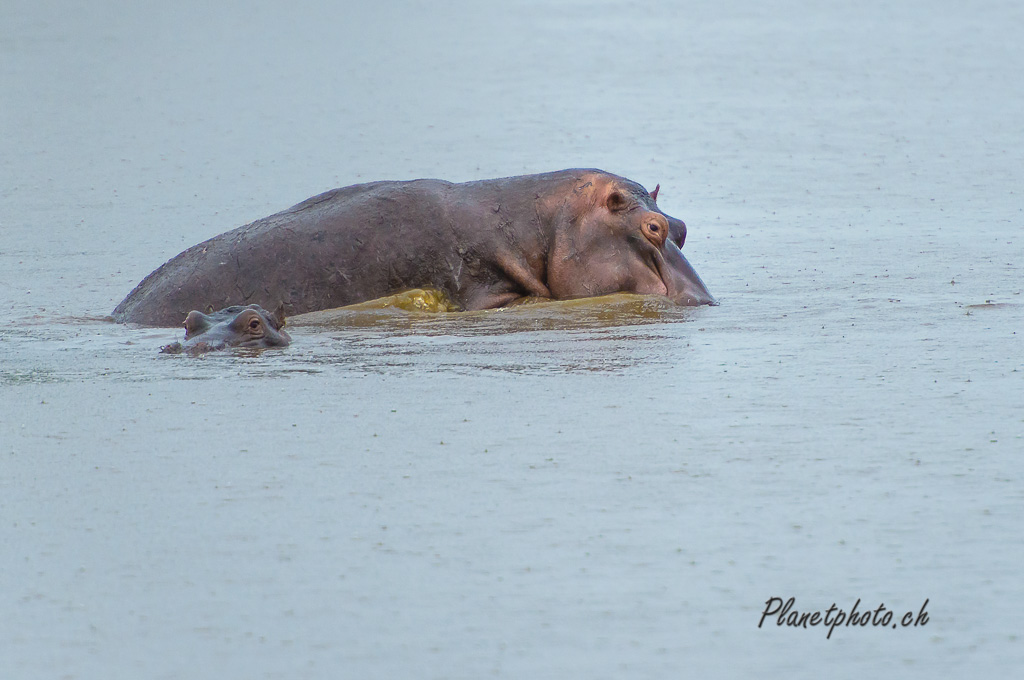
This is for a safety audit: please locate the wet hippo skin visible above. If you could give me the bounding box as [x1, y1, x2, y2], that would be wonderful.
[160, 304, 291, 354]
[114, 169, 715, 326]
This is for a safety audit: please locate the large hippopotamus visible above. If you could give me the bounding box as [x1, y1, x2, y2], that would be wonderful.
[160, 304, 291, 354]
[113, 169, 714, 326]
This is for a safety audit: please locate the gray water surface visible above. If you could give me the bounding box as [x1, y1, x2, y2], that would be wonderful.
[2, 1, 1022, 678]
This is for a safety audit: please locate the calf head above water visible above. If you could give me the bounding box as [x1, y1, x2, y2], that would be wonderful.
[160, 304, 291, 354]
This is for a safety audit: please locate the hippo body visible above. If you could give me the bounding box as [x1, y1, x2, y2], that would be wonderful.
[114, 169, 714, 327]
[160, 304, 291, 354]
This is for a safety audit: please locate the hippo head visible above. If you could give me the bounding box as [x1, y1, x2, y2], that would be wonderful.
[547, 173, 715, 306]
[162, 304, 291, 354]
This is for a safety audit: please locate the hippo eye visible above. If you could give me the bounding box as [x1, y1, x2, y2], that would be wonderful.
[248, 318, 262, 331]
[641, 219, 668, 248]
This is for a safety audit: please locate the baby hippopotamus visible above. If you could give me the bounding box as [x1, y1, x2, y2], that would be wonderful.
[160, 304, 291, 354]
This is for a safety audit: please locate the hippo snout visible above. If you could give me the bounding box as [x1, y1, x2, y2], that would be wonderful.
[662, 243, 715, 306]
[675, 287, 718, 306]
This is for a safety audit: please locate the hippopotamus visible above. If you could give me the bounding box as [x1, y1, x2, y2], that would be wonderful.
[113, 169, 714, 326]
[160, 304, 291, 354]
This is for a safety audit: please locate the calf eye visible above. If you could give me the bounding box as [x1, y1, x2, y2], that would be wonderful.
[249, 318, 262, 331]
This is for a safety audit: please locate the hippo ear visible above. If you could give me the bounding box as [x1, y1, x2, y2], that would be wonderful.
[183, 310, 209, 339]
[272, 303, 287, 328]
[605, 189, 629, 212]
[650, 184, 660, 202]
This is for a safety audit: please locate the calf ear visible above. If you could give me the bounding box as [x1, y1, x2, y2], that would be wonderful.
[650, 184, 660, 202]
[183, 310, 209, 338]
[272, 303, 287, 328]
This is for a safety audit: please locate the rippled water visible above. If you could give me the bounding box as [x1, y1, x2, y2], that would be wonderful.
[2, 1, 1022, 678]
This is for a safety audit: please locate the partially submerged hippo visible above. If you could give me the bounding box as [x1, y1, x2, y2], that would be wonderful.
[160, 304, 291, 354]
[114, 169, 715, 326]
